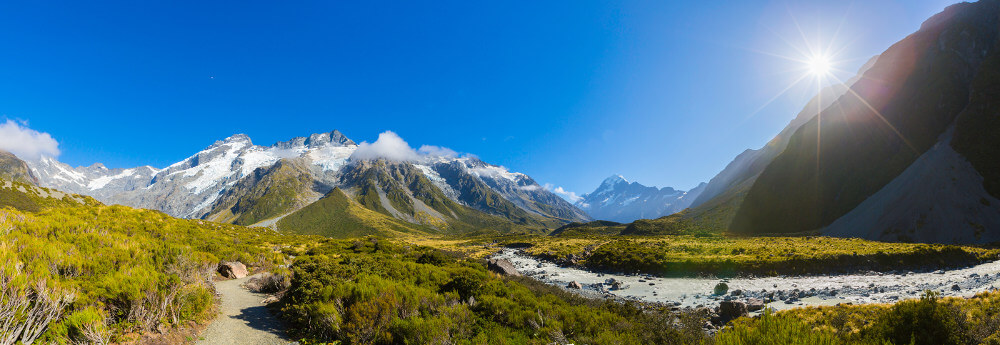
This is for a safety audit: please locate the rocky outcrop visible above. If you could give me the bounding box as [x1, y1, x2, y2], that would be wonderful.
[0, 150, 39, 185]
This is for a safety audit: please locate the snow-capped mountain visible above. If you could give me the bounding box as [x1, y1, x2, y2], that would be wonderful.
[575, 175, 706, 223]
[26, 130, 588, 231]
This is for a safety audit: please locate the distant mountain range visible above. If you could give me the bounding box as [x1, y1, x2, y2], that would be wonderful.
[24, 130, 590, 236]
[575, 175, 705, 223]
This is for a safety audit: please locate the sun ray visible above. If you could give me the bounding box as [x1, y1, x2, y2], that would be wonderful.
[740, 73, 812, 123]
[825, 73, 920, 154]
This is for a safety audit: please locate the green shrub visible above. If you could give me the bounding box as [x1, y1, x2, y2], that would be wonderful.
[716, 311, 848, 345]
[864, 291, 966, 345]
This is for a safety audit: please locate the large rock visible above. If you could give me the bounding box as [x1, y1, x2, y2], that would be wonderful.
[746, 298, 765, 312]
[487, 258, 520, 277]
[718, 300, 749, 323]
[567, 281, 582, 289]
[218, 261, 249, 279]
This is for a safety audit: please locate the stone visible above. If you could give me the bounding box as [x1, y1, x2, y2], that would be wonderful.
[487, 258, 520, 277]
[730, 289, 742, 296]
[714, 282, 729, 295]
[567, 281, 583, 289]
[718, 300, 749, 323]
[952, 284, 961, 291]
[218, 261, 249, 279]
[746, 298, 765, 312]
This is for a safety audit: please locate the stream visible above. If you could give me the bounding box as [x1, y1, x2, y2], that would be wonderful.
[492, 249, 1000, 311]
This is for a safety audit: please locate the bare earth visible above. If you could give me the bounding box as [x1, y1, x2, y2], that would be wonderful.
[197, 275, 294, 345]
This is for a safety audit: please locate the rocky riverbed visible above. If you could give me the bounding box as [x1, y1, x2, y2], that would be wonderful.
[491, 249, 1000, 312]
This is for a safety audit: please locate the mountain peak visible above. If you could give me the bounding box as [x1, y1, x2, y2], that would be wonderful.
[223, 133, 252, 144]
[274, 130, 356, 149]
[602, 174, 628, 185]
[578, 176, 705, 223]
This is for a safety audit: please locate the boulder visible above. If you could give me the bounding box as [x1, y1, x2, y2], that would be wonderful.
[718, 300, 748, 323]
[218, 261, 249, 279]
[567, 281, 582, 289]
[952, 284, 961, 291]
[714, 282, 729, 295]
[487, 258, 520, 277]
[746, 298, 765, 312]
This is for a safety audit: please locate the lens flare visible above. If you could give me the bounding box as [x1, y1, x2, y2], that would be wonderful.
[806, 54, 832, 76]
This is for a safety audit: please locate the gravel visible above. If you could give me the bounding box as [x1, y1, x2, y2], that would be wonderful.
[493, 249, 1000, 311]
[197, 274, 295, 345]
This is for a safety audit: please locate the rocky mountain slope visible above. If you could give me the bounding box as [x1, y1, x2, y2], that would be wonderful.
[26, 130, 588, 235]
[575, 175, 706, 223]
[0, 150, 39, 185]
[730, 0, 1000, 242]
[671, 56, 880, 231]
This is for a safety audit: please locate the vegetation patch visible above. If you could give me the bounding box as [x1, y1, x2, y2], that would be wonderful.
[0, 204, 307, 344]
[718, 290, 1000, 345]
[497, 235, 1000, 277]
[278, 237, 709, 345]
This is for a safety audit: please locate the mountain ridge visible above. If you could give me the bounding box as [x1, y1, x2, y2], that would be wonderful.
[25, 130, 589, 236]
[575, 175, 706, 223]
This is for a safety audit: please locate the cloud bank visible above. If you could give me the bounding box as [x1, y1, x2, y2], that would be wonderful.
[350, 131, 459, 162]
[544, 183, 582, 203]
[0, 120, 60, 161]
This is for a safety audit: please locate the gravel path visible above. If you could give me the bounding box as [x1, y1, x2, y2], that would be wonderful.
[197, 275, 294, 345]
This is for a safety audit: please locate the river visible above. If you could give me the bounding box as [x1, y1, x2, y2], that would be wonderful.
[492, 249, 1000, 311]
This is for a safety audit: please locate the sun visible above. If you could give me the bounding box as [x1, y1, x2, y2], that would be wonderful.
[806, 54, 832, 76]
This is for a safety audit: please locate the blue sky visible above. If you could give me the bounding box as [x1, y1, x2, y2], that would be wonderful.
[0, 0, 960, 198]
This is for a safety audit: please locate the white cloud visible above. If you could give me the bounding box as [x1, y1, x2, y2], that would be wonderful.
[544, 183, 582, 203]
[418, 145, 458, 158]
[518, 184, 543, 191]
[0, 120, 60, 161]
[350, 131, 462, 163]
[350, 131, 420, 162]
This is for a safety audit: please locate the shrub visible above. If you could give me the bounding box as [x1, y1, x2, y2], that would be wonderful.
[864, 291, 966, 345]
[244, 271, 291, 294]
[716, 311, 847, 345]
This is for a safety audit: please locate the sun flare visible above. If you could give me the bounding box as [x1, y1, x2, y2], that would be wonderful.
[806, 54, 831, 76]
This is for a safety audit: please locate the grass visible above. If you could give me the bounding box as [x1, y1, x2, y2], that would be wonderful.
[277, 187, 428, 238]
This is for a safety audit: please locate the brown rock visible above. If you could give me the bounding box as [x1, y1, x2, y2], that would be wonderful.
[487, 258, 520, 277]
[218, 261, 249, 279]
[718, 300, 748, 323]
[567, 281, 582, 289]
[746, 298, 765, 312]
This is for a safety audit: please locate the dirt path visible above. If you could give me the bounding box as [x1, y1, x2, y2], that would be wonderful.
[196, 275, 294, 345]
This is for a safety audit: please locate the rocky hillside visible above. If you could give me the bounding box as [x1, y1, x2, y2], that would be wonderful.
[0, 150, 39, 185]
[731, 0, 1000, 242]
[575, 175, 706, 223]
